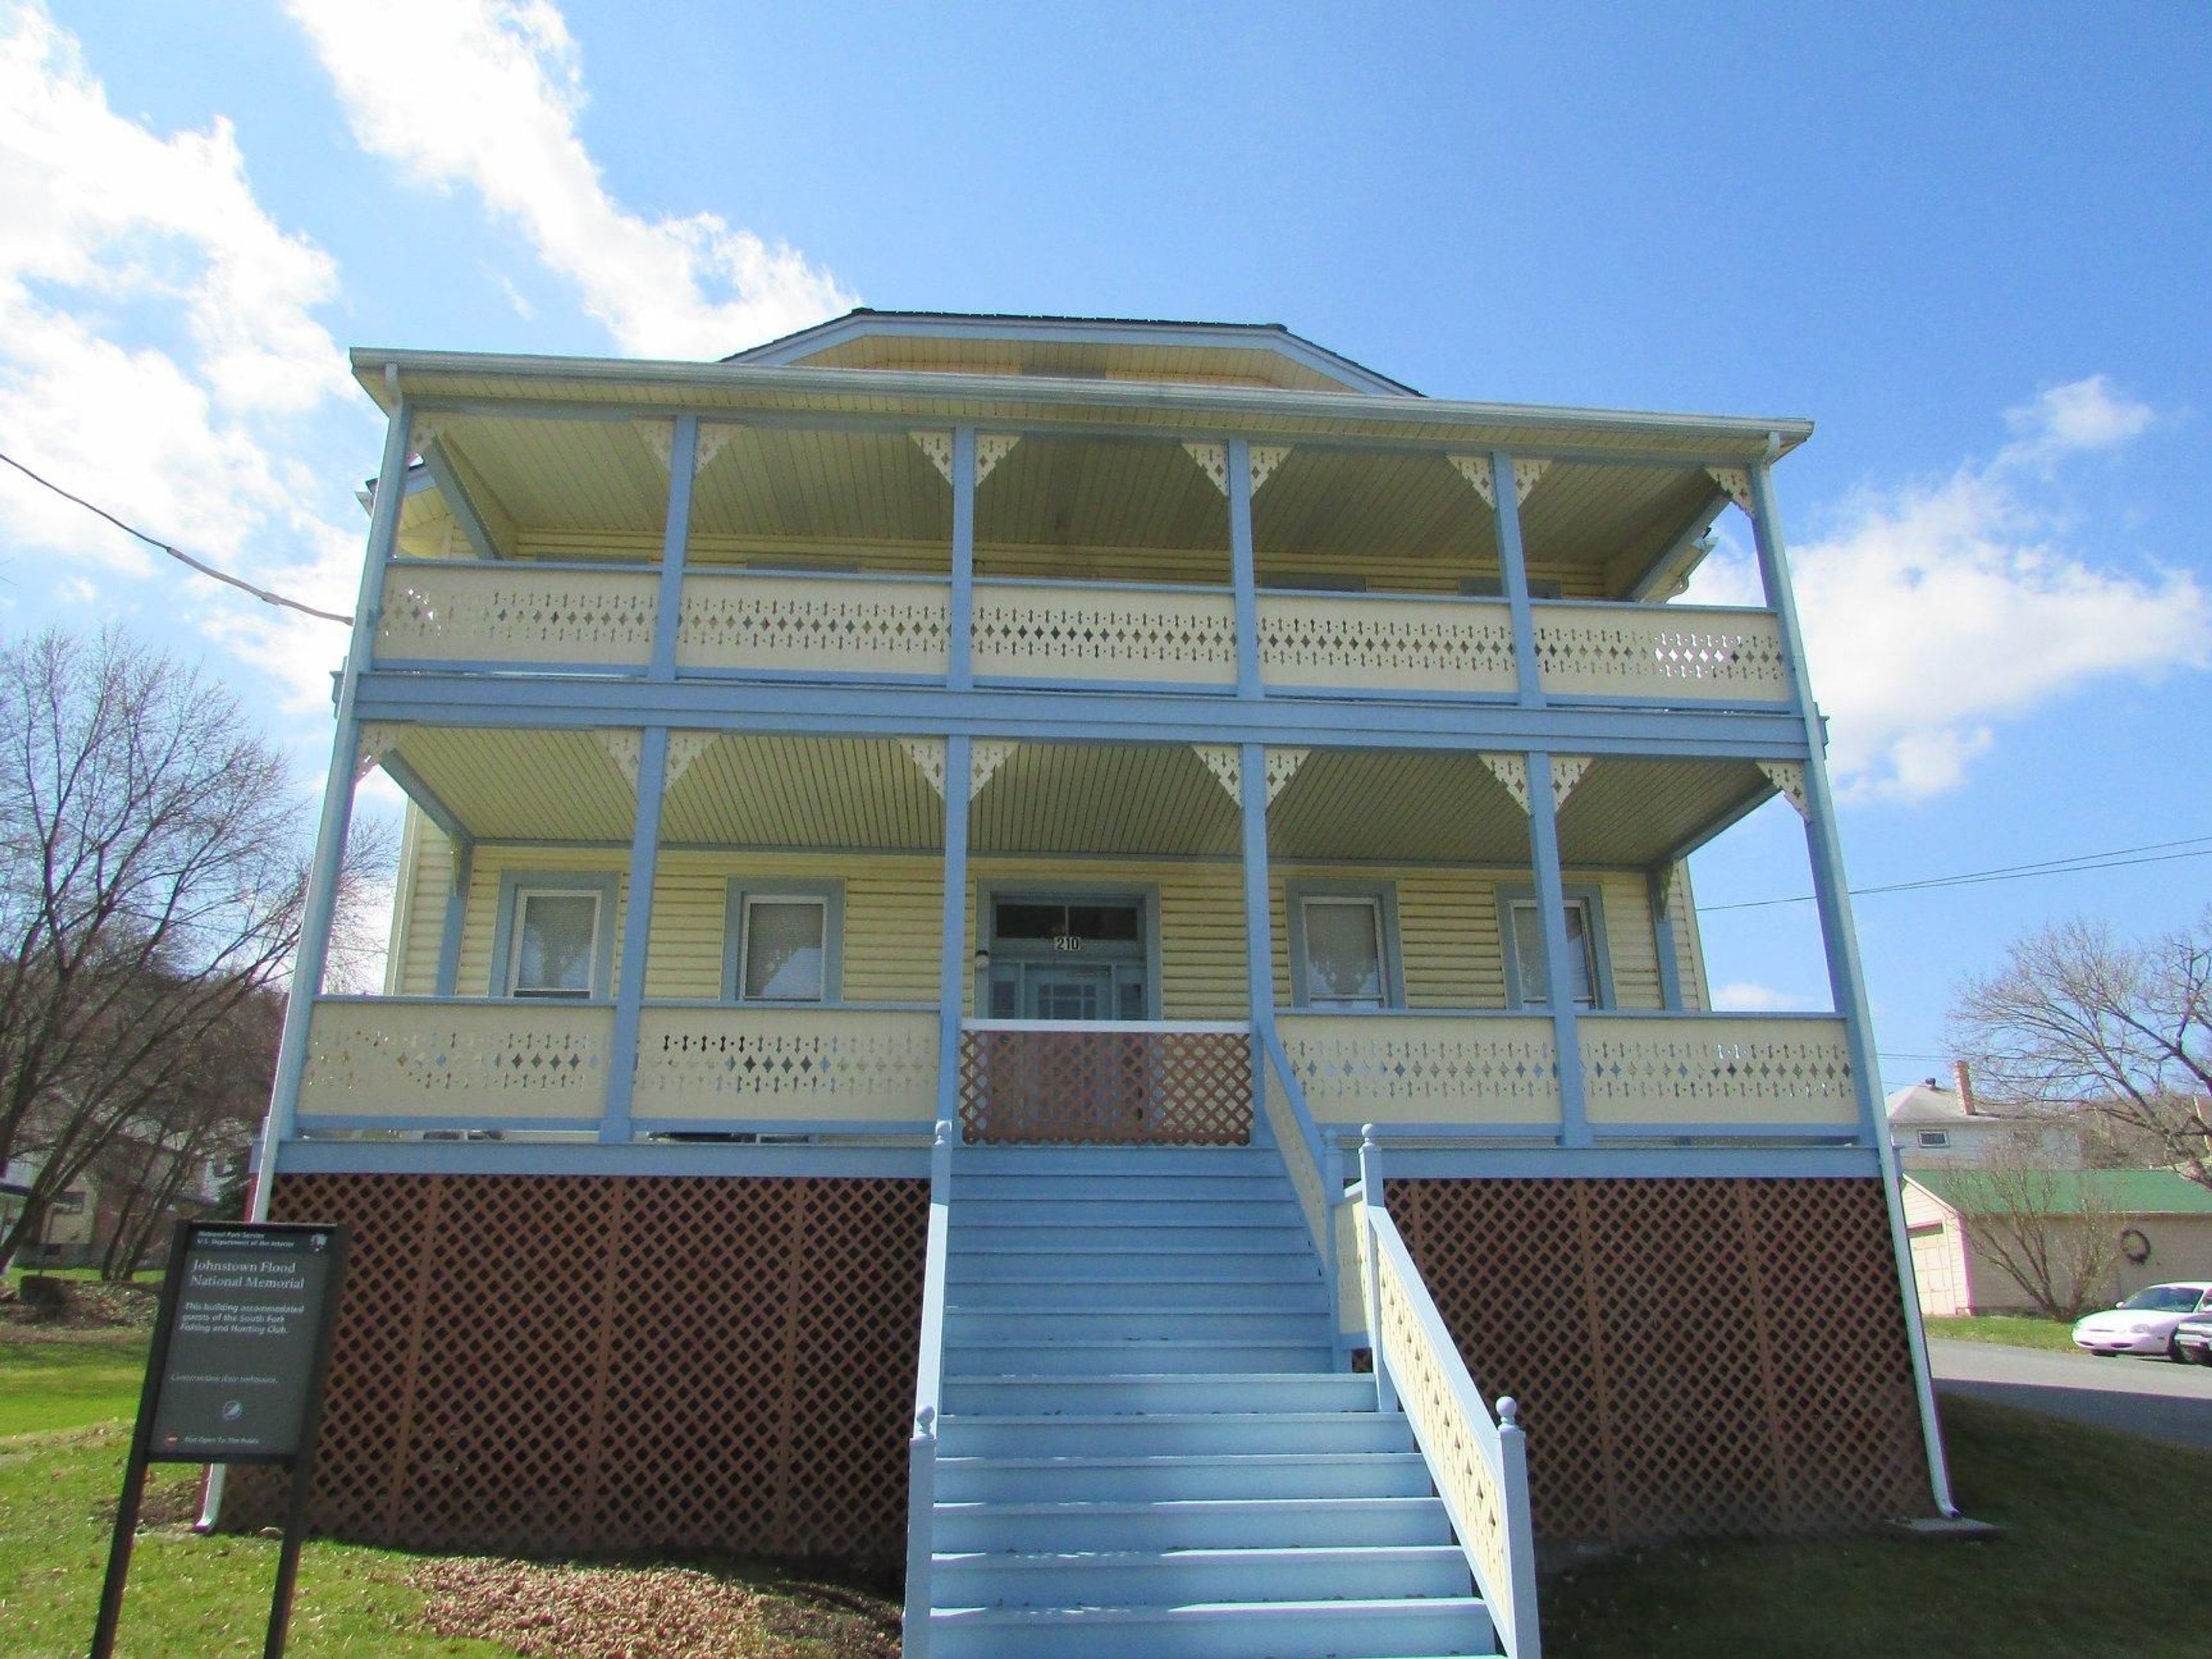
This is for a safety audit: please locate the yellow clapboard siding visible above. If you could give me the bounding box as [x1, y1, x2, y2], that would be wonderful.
[391, 809, 457, 996]
[455, 847, 632, 997]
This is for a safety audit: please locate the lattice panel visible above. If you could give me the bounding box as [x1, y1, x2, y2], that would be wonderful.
[1577, 1014, 1858, 1128]
[632, 1008, 938, 1123]
[229, 1172, 927, 1565]
[1384, 1177, 1930, 1543]
[1257, 594, 1517, 694]
[676, 574, 950, 676]
[958, 1029, 1253, 1145]
[297, 1001, 612, 1122]
[374, 567, 659, 667]
[1278, 1014, 1560, 1127]
[1531, 604, 1791, 703]
[971, 582, 1238, 685]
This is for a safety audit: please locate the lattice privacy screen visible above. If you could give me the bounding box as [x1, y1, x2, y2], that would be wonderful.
[1385, 1176, 1932, 1543]
[958, 1029, 1253, 1145]
[228, 1172, 926, 1563]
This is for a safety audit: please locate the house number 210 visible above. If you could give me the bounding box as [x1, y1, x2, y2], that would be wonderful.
[1051, 934, 1085, 953]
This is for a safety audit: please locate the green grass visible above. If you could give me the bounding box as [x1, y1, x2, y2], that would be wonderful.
[1925, 1313, 2081, 1353]
[0, 1332, 151, 1436]
[1544, 1395, 2212, 1658]
[0, 1423, 511, 1658]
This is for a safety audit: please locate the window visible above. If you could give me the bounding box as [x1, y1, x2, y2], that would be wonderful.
[1918, 1130, 1951, 1149]
[51, 1190, 85, 1215]
[1461, 574, 1566, 600]
[490, 871, 620, 1000]
[1287, 885, 1401, 1010]
[1501, 889, 1610, 1009]
[725, 881, 843, 1004]
[511, 890, 600, 998]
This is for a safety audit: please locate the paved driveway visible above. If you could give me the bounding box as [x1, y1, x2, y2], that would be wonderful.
[1928, 1337, 2212, 1450]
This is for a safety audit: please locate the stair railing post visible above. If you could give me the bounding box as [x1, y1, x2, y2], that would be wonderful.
[905, 1120, 954, 1659]
[903, 1407, 935, 1659]
[1497, 1397, 1541, 1659]
[1358, 1124, 1396, 1414]
[1321, 1134, 1347, 1365]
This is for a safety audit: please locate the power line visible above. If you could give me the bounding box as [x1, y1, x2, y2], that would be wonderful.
[1702, 835, 2212, 913]
[0, 449, 354, 626]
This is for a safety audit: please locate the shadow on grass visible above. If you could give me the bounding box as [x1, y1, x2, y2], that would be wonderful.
[1542, 1395, 2212, 1658]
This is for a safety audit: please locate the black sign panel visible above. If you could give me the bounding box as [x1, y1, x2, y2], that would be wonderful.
[146, 1224, 344, 1464]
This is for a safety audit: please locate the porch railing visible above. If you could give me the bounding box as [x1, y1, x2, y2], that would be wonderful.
[1257, 1023, 1335, 1309]
[1338, 1132, 1540, 1659]
[1279, 1013, 1562, 1131]
[632, 1006, 938, 1130]
[956, 1019, 1253, 1145]
[1577, 1012, 1858, 1133]
[903, 1122, 953, 1659]
[297, 996, 612, 1127]
[367, 558, 1793, 709]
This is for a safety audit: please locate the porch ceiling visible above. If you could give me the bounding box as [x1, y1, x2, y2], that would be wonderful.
[1269, 751, 1532, 864]
[378, 727, 638, 842]
[1554, 756, 1775, 866]
[972, 743, 1241, 857]
[393, 414, 1739, 592]
[660, 736, 942, 849]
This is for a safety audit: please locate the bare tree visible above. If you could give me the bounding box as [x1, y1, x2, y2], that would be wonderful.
[1951, 911, 2212, 1193]
[0, 627, 382, 1272]
[1952, 1128, 2123, 1319]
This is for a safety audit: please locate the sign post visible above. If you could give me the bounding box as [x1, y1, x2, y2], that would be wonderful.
[90, 1219, 349, 1659]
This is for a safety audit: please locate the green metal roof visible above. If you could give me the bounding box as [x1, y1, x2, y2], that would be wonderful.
[1911, 1168, 2212, 1217]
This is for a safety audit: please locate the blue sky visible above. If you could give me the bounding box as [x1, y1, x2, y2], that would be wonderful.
[1, 1, 2206, 1089]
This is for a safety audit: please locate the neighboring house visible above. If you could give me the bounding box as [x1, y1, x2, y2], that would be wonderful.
[0, 1158, 97, 1266]
[1888, 1062, 2082, 1170]
[1904, 1167, 2212, 1316]
[236, 312, 1944, 1650]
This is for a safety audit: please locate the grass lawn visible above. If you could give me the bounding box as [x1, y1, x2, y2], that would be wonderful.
[1925, 1313, 2080, 1353]
[0, 1331, 151, 1435]
[1543, 1394, 2211, 1658]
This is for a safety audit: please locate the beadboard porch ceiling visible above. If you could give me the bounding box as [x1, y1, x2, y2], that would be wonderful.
[386, 411, 1747, 593]
[371, 728, 1778, 869]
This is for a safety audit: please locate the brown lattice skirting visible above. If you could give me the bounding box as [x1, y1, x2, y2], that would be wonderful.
[224, 1172, 926, 1564]
[1386, 1176, 1935, 1544]
[959, 1028, 1253, 1145]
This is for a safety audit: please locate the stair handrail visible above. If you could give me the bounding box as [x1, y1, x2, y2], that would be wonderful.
[903, 1120, 955, 1659]
[1352, 1127, 1541, 1659]
[1258, 1021, 1336, 1313]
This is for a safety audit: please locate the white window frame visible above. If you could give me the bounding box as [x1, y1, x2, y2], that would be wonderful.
[1286, 882, 1403, 1010]
[1499, 885, 1613, 1010]
[1918, 1130, 1951, 1149]
[488, 870, 620, 1001]
[724, 880, 844, 1005]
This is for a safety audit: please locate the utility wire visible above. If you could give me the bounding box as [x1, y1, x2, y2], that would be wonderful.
[0, 449, 354, 626]
[1703, 835, 2212, 913]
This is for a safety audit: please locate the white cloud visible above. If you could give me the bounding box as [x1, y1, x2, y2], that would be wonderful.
[284, 0, 857, 358]
[1687, 378, 2206, 802]
[1711, 980, 1817, 1013]
[0, 2, 358, 709]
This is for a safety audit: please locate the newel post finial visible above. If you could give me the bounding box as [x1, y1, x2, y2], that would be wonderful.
[914, 1405, 936, 1442]
[1497, 1396, 1521, 1434]
[934, 1120, 955, 1147]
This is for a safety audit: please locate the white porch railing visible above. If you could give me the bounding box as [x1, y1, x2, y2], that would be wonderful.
[374, 562, 658, 669]
[677, 570, 952, 677]
[1278, 1013, 1562, 1128]
[971, 579, 1238, 685]
[632, 1006, 938, 1124]
[1338, 1134, 1540, 1658]
[1578, 1012, 1857, 1130]
[1532, 600, 1790, 704]
[1257, 1024, 1335, 1308]
[297, 996, 612, 1122]
[1259, 592, 1517, 695]
[903, 1122, 953, 1659]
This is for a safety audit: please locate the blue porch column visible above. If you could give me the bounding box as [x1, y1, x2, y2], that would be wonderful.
[1747, 457, 1959, 1517]
[950, 429, 977, 691]
[1228, 439, 1263, 700]
[601, 726, 670, 1143]
[936, 734, 974, 1133]
[1490, 450, 1545, 710]
[434, 837, 475, 998]
[250, 389, 412, 1215]
[649, 414, 699, 682]
[1240, 743, 1275, 1145]
[1525, 751, 1590, 1147]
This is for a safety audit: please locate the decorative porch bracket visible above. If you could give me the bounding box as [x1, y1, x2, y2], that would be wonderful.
[1193, 743, 1307, 808]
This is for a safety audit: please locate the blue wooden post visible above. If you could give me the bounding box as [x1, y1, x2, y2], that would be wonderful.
[601, 727, 669, 1143]
[1649, 865, 1684, 1012]
[935, 735, 974, 1132]
[1240, 742, 1275, 1146]
[1228, 438, 1263, 700]
[1491, 450, 1544, 710]
[950, 429, 976, 691]
[649, 414, 698, 683]
[1527, 751, 1589, 1147]
[434, 837, 474, 998]
[1747, 458, 1957, 1517]
[248, 390, 411, 1218]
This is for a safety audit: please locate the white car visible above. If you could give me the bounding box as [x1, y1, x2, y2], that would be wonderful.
[2071, 1282, 2212, 1361]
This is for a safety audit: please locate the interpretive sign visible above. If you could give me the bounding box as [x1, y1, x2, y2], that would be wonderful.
[91, 1219, 349, 1659]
